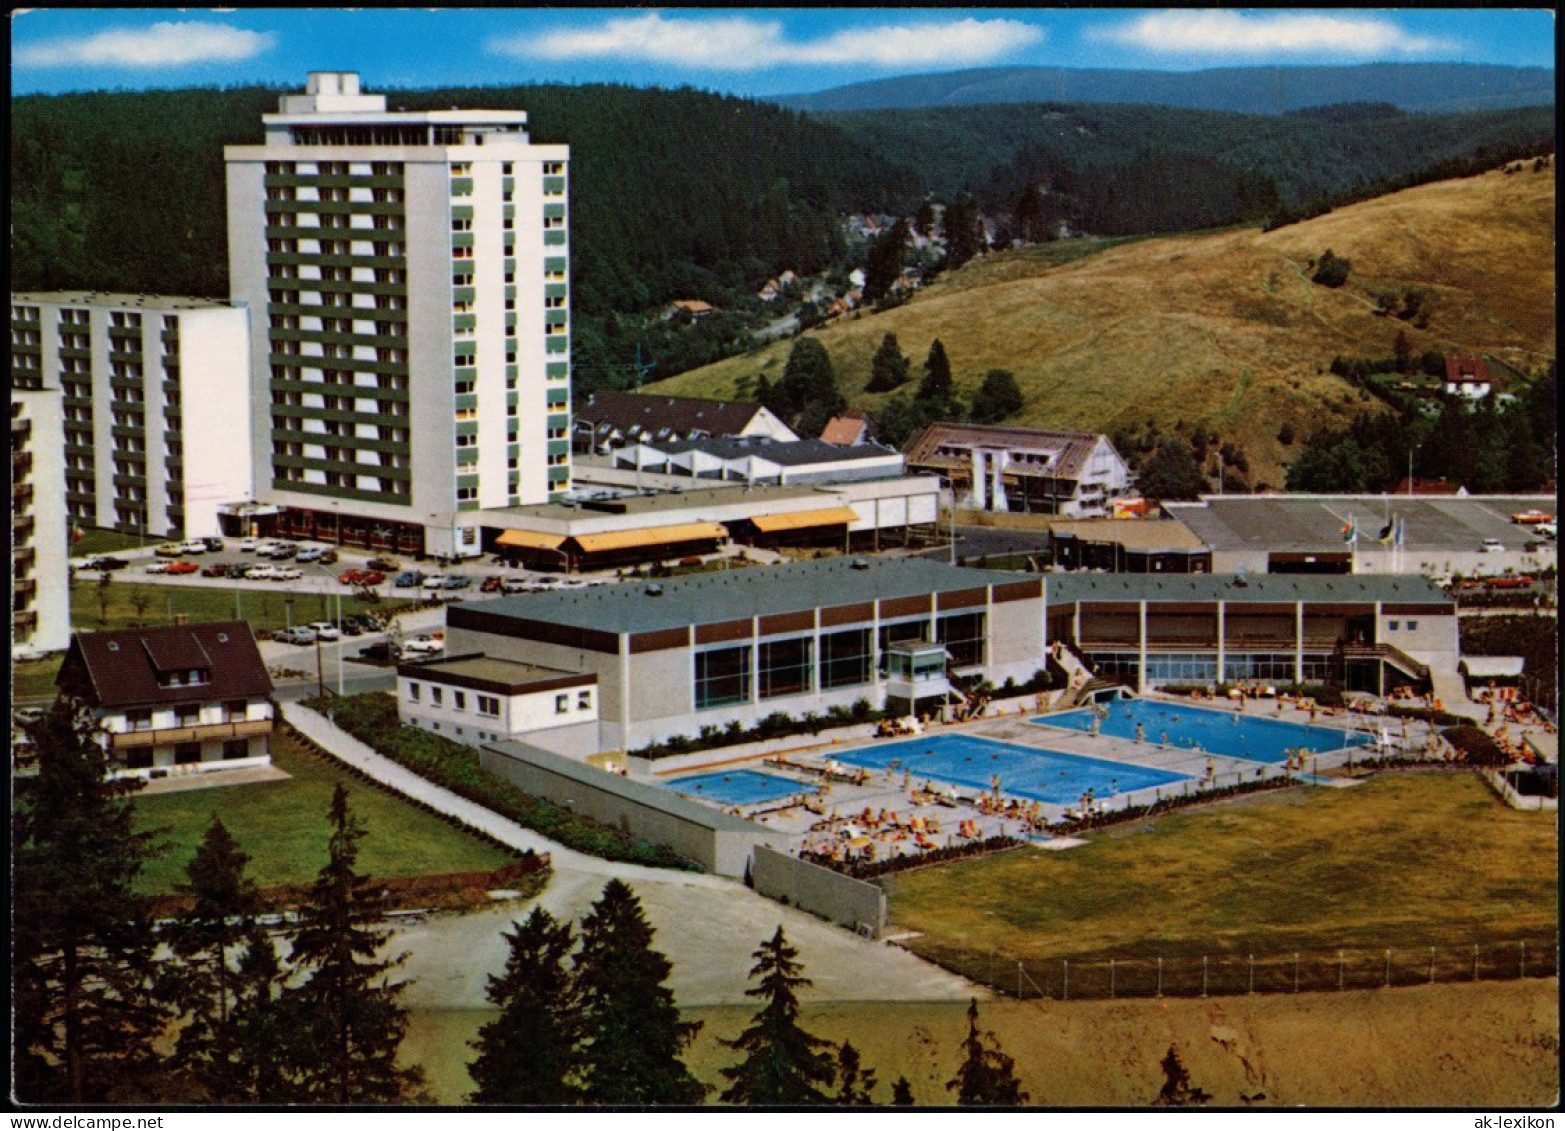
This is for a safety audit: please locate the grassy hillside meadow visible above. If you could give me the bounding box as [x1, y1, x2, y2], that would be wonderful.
[651, 164, 1554, 487]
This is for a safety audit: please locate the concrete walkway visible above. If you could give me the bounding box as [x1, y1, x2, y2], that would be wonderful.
[279, 703, 981, 1009]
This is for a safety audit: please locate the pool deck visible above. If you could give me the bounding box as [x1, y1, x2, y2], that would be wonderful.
[626, 692, 1428, 864]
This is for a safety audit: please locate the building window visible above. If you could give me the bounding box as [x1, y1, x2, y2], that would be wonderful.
[408, 682, 420, 701]
[431, 687, 443, 706]
[477, 695, 499, 717]
[577, 690, 592, 710]
[695, 646, 751, 710]
[224, 700, 248, 722]
[174, 742, 202, 765]
[821, 628, 872, 690]
[1387, 620, 1399, 632]
[176, 705, 200, 727]
[1406, 621, 1418, 631]
[222, 739, 249, 761]
[758, 637, 812, 700]
[555, 693, 569, 715]
[453, 691, 466, 711]
[127, 708, 153, 731]
[877, 620, 928, 671]
[937, 611, 986, 669]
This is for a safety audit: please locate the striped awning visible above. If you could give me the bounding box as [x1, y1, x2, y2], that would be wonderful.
[750, 506, 859, 533]
[572, 522, 727, 553]
[496, 529, 565, 551]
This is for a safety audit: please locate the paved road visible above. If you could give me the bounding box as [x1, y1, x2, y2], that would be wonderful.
[281, 703, 980, 1010]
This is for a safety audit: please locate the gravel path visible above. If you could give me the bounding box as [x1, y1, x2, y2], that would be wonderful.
[281, 703, 980, 1009]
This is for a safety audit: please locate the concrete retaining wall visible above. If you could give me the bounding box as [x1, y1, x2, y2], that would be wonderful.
[750, 845, 886, 938]
[479, 741, 792, 876]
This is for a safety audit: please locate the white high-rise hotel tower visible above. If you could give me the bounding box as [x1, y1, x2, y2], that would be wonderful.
[226, 73, 571, 559]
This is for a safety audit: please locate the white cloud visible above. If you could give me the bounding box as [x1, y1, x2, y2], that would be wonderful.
[1092, 11, 1455, 58]
[16, 20, 275, 68]
[491, 13, 1043, 71]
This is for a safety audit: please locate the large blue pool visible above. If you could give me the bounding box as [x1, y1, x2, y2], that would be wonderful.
[830, 735, 1190, 805]
[1033, 699, 1374, 764]
[665, 769, 817, 807]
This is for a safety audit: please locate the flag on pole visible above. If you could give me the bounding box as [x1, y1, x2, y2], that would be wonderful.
[1378, 518, 1395, 545]
[1342, 516, 1357, 545]
[1394, 516, 1405, 547]
[71, 525, 84, 544]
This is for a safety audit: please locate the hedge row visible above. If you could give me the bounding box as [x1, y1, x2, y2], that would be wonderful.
[1442, 724, 1509, 767]
[1160, 682, 1347, 708]
[801, 835, 1025, 880]
[307, 693, 694, 870]
[632, 699, 883, 761]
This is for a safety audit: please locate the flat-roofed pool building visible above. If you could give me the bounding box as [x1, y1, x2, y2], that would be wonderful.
[1047, 573, 1457, 695]
[444, 557, 1046, 751]
[397, 653, 598, 756]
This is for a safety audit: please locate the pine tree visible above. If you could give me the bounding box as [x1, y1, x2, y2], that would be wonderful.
[469, 907, 584, 1105]
[917, 339, 954, 405]
[13, 697, 173, 1104]
[833, 1040, 879, 1106]
[943, 194, 984, 270]
[1153, 1045, 1211, 1106]
[719, 926, 835, 1105]
[969, 369, 1024, 424]
[865, 332, 911, 393]
[278, 784, 425, 1104]
[161, 815, 264, 1100]
[947, 998, 1028, 1106]
[575, 879, 706, 1105]
[891, 1076, 915, 1106]
[864, 219, 908, 302]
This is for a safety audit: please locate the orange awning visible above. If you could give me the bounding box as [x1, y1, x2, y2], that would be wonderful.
[750, 506, 859, 533]
[572, 522, 727, 553]
[496, 529, 565, 551]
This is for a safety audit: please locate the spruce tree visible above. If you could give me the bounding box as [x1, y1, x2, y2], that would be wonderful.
[161, 815, 264, 1100]
[222, 920, 294, 1103]
[943, 194, 984, 270]
[864, 220, 908, 302]
[891, 1076, 916, 1106]
[469, 907, 584, 1105]
[574, 879, 706, 1105]
[833, 1040, 879, 1106]
[1153, 1045, 1211, 1106]
[865, 332, 911, 393]
[917, 339, 954, 405]
[969, 369, 1024, 424]
[719, 926, 835, 1105]
[947, 998, 1028, 1106]
[278, 784, 425, 1104]
[13, 697, 172, 1104]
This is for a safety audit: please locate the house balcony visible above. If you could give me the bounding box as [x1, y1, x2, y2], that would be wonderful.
[109, 717, 274, 750]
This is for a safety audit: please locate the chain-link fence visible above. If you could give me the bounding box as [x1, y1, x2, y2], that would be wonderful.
[910, 940, 1560, 1000]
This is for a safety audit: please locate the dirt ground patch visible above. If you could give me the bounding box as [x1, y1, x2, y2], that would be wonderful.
[404, 978, 1557, 1106]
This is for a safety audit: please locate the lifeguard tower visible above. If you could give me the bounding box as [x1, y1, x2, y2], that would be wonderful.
[883, 639, 953, 719]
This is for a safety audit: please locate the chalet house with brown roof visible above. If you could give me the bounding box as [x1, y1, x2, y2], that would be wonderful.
[1443, 357, 1493, 399]
[573, 390, 798, 454]
[903, 422, 1134, 517]
[819, 408, 878, 447]
[55, 621, 275, 778]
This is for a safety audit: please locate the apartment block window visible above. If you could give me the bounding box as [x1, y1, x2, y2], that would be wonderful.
[577, 690, 592, 710]
[457, 486, 478, 502]
[224, 699, 248, 722]
[176, 705, 201, 727]
[544, 162, 564, 175]
[431, 687, 443, 706]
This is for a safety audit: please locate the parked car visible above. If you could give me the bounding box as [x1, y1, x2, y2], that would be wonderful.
[1511, 509, 1553, 525]
[296, 547, 325, 563]
[307, 621, 341, 641]
[272, 626, 318, 646]
[421, 575, 447, 590]
[1479, 538, 1506, 553]
[1483, 575, 1533, 590]
[271, 567, 303, 581]
[501, 577, 532, 593]
[338, 569, 368, 586]
[238, 537, 260, 552]
[269, 543, 298, 560]
[318, 548, 339, 564]
[402, 635, 444, 655]
[83, 556, 128, 571]
[356, 642, 402, 664]
[393, 571, 426, 588]
[202, 563, 232, 578]
[359, 570, 387, 586]
[244, 564, 279, 581]
[154, 543, 184, 558]
[202, 536, 225, 552]
[165, 560, 200, 575]
[1535, 522, 1557, 540]
[338, 618, 365, 637]
[481, 575, 505, 593]
[442, 575, 473, 590]
[177, 539, 208, 555]
[144, 561, 172, 574]
[366, 556, 399, 572]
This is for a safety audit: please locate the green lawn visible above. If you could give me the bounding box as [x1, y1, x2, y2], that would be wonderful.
[885, 772, 1557, 966]
[71, 577, 398, 636]
[131, 728, 518, 894]
[12, 658, 63, 701]
[71, 526, 149, 559]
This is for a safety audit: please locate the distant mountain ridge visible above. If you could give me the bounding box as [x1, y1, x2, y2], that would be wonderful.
[774, 62, 1555, 116]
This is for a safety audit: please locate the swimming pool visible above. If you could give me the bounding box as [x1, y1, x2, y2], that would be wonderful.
[1033, 699, 1374, 763]
[665, 769, 817, 807]
[831, 735, 1190, 806]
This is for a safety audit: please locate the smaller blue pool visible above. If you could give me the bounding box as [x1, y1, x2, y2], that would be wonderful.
[666, 769, 816, 807]
[1033, 699, 1374, 764]
[831, 735, 1189, 805]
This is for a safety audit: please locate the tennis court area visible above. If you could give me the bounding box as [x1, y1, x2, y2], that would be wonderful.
[664, 768, 818, 807]
[830, 734, 1191, 806]
[1034, 699, 1374, 764]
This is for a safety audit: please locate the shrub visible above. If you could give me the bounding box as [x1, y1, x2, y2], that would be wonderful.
[1312, 249, 1351, 288]
[1442, 724, 1508, 766]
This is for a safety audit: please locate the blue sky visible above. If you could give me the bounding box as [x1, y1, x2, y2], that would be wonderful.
[10, 8, 1555, 97]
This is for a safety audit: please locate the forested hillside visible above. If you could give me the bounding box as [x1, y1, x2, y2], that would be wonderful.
[8, 83, 916, 313]
[822, 101, 1556, 233]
